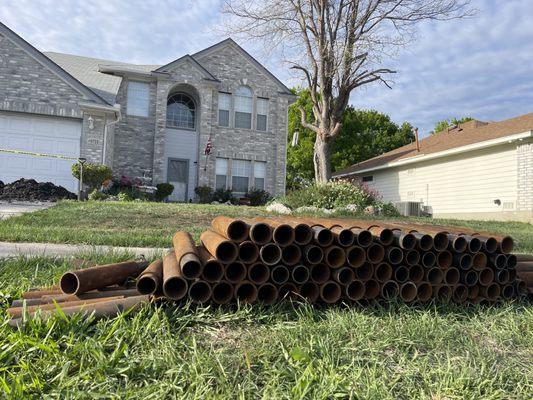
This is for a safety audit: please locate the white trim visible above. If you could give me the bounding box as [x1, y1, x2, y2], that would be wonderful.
[334, 130, 533, 178]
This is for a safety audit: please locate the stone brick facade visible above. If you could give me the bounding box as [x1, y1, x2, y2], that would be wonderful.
[517, 140, 533, 212]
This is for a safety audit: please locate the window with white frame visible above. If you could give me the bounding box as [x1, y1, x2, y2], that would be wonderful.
[218, 92, 231, 127]
[127, 81, 150, 117]
[254, 161, 266, 189]
[215, 158, 228, 189]
[234, 86, 252, 129]
[231, 159, 251, 193]
[167, 93, 195, 129]
[256, 98, 268, 131]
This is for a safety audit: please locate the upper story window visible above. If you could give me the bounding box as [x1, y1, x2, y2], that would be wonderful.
[254, 161, 266, 189]
[127, 81, 150, 117]
[167, 93, 195, 129]
[256, 98, 268, 131]
[218, 92, 231, 127]
[234, 86, 252, 129]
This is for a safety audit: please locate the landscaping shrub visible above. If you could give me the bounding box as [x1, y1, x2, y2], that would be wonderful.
[245, 188, 271, 206]
[155, 183, 175, 202]
[88, 189, 109, 201]
[71, 163, 112, 190]
[212, 188, 236, 204]
[118, 191, 134, 202]
[194, 186, 213, 203]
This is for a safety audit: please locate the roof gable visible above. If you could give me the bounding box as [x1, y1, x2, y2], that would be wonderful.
[154, 54, 219, 81]
[0, 22, 110, 105]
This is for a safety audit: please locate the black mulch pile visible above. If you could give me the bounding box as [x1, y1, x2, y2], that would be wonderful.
[0, 178, 76, 202]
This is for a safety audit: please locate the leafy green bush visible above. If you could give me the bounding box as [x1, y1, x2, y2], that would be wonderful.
[212, 188, 236, 204]
[118, 191, 134, 202]
[375, 201, 401, 217]
[88, 189, 109, 201]
[155, 183, 174, 202]
[245, 188, 271, 206]
[194, 186, 213, 203]
[72, 163, 113, 190]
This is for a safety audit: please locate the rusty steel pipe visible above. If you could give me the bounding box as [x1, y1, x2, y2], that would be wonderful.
[355, 262, 374, 281]
[242, 219, 272, 245]
[517, 271, 533, 286]
[234, 281, 258, 303]
[479, 283, 500, 300]
[311, 226, 334, 247]
[489, 254, 507, 269]
[197, 246, 224, 283]
[238, 241, 259, 264]
[461, 235, 482, 253]
[426, 268, 444, 285]
[281, 244, 302, 266]
[60, 260, 148, 296]
[259, 243, 282, 266]
[257, 283, 278, 305]
[515, 279, 527, 296]
[471, 252, 487, 271]
[392, 230, 417, 250]
[506, 254, 518, 269]
[516, 261, 533, 272]
[408, 265, 424, 283]
[454, 253, 473, 270]
[404, 250, 421, 266]
[303, 245, 324, 265]
[279, 282, 299, 300]
[200, 230, 238, 263]
[346, 246, 365, 268]
[345, 280, 365, 301]
[412, 232, 434, 252]
[453, 284, 468, 303]
[173, 231, 202, 279]
[367, 243, 385, 264]
[400, 282, 417, 302]
[436, 250, 453, 269]
[501, 284, 515, 299]
[291, 264, 311, 284]
[22, 288, 62, 299]
[462, 270, 478, 286]
[394, 265, 409, 283]
[300, 282, 319, 303]
[367, 225, 394, 245]
[319, 281, 341, 303]
[310, 263, 330, 284]
[255, 217, 295, 246]
[364, 279, 380, 299]
[495, 269, 510, 284]
[385, 246, 403, 265]
[509, 268, 517, 282]
[421, 252, 436, 268]
[211, 216, 249, 242]
[271, 264, 290, 285]
[271, 217, 313, 246]
[435, 285, 452, 302]
[188, 281, 212, 304]
[211, 281, 233, 305]
[331, 267, 355, 285]
[447, 234, 468, 253]
[381, 280, 399, 300]
[136, 259, 163, 295]
[162, 251, 188, 300]
[7, 296, 123, 318]
[374, 262, 393, 283]
[330, 225, 355, 247]
[479, 268, 495, 286]
[324, 246, 345, 268]
[467, 285, 479, 300]
[225, 261, 247, 283]
[32, 288, 141, 306]
[247, 262, 270, 285]
[444, 267, 460, 286]
[417, 282, 433, 302]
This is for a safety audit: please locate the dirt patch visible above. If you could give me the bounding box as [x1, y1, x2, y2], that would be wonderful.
[0, 178, 76, 202]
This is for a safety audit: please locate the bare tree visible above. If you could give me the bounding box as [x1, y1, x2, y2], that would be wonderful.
[223, 0, 473, 182]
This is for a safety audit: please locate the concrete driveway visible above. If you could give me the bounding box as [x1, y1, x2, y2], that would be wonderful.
[0, 201, 54, 220]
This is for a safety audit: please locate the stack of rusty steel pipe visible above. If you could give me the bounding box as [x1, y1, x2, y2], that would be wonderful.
[7, 217, 529, 326]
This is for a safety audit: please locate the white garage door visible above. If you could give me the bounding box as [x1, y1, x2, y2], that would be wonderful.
[0, 112, 81, 193]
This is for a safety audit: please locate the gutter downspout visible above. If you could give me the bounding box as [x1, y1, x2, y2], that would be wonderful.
[102, 107, 121, 165]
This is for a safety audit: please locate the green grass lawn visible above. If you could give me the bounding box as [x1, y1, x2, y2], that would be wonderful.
[0, 201, 532, 252]
[1, 254, 532, 398]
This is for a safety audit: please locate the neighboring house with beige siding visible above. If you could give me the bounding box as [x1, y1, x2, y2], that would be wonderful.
[333, 113, 533, 222]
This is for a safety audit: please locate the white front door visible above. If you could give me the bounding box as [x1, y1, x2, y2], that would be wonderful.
[167, 159, 189, 202]
[0, 112, 81, 193]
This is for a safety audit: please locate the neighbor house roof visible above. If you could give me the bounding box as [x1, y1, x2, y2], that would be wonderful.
[333, 112, 533, 177]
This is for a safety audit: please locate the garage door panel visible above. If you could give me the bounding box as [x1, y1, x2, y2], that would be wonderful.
[56, 159, 75, 174]
[32, 157, 54, 172]
[33, 137, 55, 153]
[7, 154, 28, 169]
[10, 117, 32, 133]
[7, 136, 31, 151]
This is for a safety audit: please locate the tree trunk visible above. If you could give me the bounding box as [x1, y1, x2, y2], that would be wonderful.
[313, 134, 332, 183]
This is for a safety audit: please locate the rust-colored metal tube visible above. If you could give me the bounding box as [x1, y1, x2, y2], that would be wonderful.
[257, 283, 278, 304]
[435, 285, 452, 302]
[173, 231, 202, 279]
[271, 264, 290, 285]
[501, 284, 515, 299]
[394, 265, 409, 283]
[408, 264, 424, 283]
[489, 253, 507, 269]
[188, 281, 212, 303]
[259, 243, 282, 266]
[404, 249, 420, 266]
[281, 244, 302, 266]
[364, 279, 380, 299]
[22, 288, 62, 299]
[517, 271, 533, 286]
[392, 230, 416, 250]
[367, 225, 394, 245]
[200, 230, 238, 263]
[33, 288, 141, 306]
[452, 284, 468, 303]
[374, 262, 393, 283]
[506, 254, 518, 269]
[462, 270, 478, 286]
[234, 281, 258, 303]
[310, 263, 330, 284]
[351, 228, 373, 248]
[479, 268, 495, 286]
[436, 250, 453, 269]
[211, 281, 233, 305]
[291, 264, 310, 284]
[346, 246, 365, 268]
[136, 259, 163, 295]
[279, 282, 299, 300]
[385, 246, 403, 265]
[479, 282, 500, 300]
[471, 252, 487, 270]
[60, 260, 148, 295]
[516, 254, 533, 262]
[162, 251, 188, 300]
[7, 296, 123, 318]
[248, 262, 270, 285]
[381, 280, 399, 300]
[454, 253, 472, 270]
[447, 234, 467, 253]
[426, 268, 444, 285]
[367, 243, 385, 264]
[495, 269, 510, 284]
[243, 219, 272, 245]
[509, 268, 517, 282]
[330, 225, 355, 247]
[197, 246, 224, 283]
[417, 282, 432, 302]
[211, 216, 249, 242]
[345, 280, 365, 301]
[303, 244, 324, 265]
[355, 262, 373, 281]
[516, 261, 533, 272]
[331, 267, 355, 285]
[319, 281, 341, 303]
[238, 241, 259, 264]
[467, 285, 479, 300]
[515, 279, 527, 296]
[461, 235, 482, 253]
[412, 232, 434, 252]
[312, 225, 334, 247]
[254, 217, 295, 246]
[225, 261, 247, 283]
[444, 267, 460, 285]
[400, 282, 417, 302]
[324, 246, 345, 268]
[300, 282, 319, 303]
[270, 217, 312, 245]
[421, 252, 436, 268]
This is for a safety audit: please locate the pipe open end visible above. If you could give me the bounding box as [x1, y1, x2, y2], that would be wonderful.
[356, 230, 373, 248]
[405, 250, 420, 266]
[248, 263, 270, 285]
[326, 246, 345, 268]
[408, 265, 424, 283]
[493, 254, 506, 269]
[399, 233, 416, 250]
[311, 263, 330, 284]
[367, 244, 385, 264]
[375, 263, 392, 282]
[181, 258, 202, 279]
[320, 281, 341, 303]
[458, 254, 473, 270]
[235, 282, 258, 303]
[453, 285, 468, 303]
[292, 265, 310, 284]
[282, 244, 302, 266]
[501, 284, 514, 299]
[464, 270, 478, 286]
[216, 241, 238, 263]
[202, 261, 224, 282]
[379, 229, 394, 245]
[279, 283, 299, 300]
[433, 232, 449, 251]
[225, 262, 247, 283]
[305, 245, 324, 265]
[381, 281, 399, 300]
[346, 280, 365, 301]
[452, 236, 467, 252]
[334, 267, 354, 285]
[479, 268, 494, 286]
[417, 283, 432, 302]
[468, 237, 482, 253]
[506, 254, 517, 269]
[250, 223, 272, 245]
[227, 220, 249, 242]
[274, 225, 295, 246]
[483, 237, 498, 253]
[337, 229, 355, 247]
[500, 236, 514, 254]
[365, 280, 380, 299]
[427, 268, 444, 285]
[418, 234, 434, 252]
[137, 276, 157, 295]
[239, 242, 259, 264]
[386, 247, 403, 265]
[163, 277, 188, 300]
[189, 281, 211, 303]
[445, 268, 460, 285]
[515, 280, 527, 295]
[60, 272, 80, 295]
[472, 253, 487, 270]
[271, 265, 290, 285]
[484, 283, 500, 300]
[355, 262, 373, 281]
[496, 270, 509, 284]
[257, 283, 278, 305]
[260, 243, 282, 266]
[436, 285, 452, 301]
[400, 283, 417, 302]
[212, 282, 233, 304]
[422, 252, 436, 268]
[394, 266, 409, 283]
[294, 224, 313, 246]
[300, 282, 319, 303]
[347, 246, 365, 268]
[468, 285, 479, 299]
[315, 228, 333, 247]
[437, 251, 452, 269]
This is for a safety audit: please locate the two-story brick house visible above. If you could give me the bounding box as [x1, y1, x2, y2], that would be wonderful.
[0, 21, 293, 200]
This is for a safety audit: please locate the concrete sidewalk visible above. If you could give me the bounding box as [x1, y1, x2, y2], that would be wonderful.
[0, 201, 54, 220]
[0, 241, 167, 258]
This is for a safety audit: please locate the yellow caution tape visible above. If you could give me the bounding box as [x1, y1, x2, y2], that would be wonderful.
[0, 148, 79, 161]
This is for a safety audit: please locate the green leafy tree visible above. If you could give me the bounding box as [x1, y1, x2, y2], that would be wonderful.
[432, 117, 473, 134]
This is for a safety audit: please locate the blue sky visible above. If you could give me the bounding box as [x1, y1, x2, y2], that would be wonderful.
[1, 0, 532, 135]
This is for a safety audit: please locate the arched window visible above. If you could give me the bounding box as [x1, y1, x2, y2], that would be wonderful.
[234, 86, 252, 129]
[167, 93, 196, 129]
